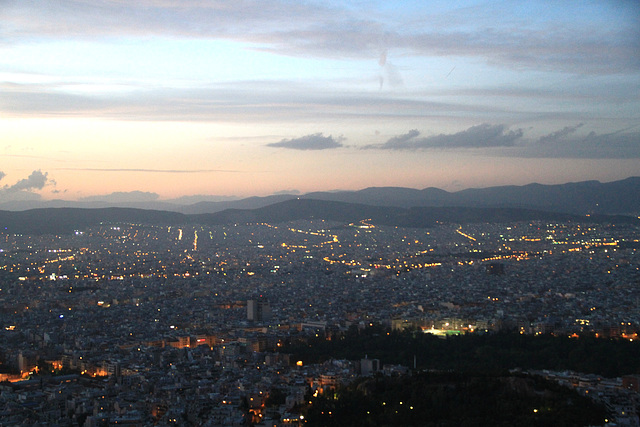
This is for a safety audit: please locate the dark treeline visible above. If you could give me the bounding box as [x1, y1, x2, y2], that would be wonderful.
[302, 371, 607, 427]
[281, 325, 640, 377]
[305, 372, 607, 427]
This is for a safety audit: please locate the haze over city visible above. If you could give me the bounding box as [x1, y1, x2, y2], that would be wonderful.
[1, 0, 639, 202]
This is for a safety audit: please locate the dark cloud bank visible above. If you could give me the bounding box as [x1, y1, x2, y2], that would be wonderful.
[267, 133, 344, 150]
[365, 124, 524, 150]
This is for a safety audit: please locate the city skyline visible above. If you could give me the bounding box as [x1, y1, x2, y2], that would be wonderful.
[1, 0, 639, 202]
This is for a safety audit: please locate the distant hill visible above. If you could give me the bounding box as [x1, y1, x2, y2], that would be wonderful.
[0, 177, 638, 234]
[181, 194, 298, 215]
[1, 177, 638, 216]
[449, 177, 640, 214]
[183, 177, 640, 215]
[300, 177, 640, 215]
[0, 199, 637, 235]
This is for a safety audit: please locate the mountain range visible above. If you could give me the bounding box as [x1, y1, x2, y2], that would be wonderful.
[1, 177, 639, 216]
[0, 177, 638, 235]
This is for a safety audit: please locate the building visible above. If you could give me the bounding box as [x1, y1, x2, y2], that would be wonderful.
[247, 298, 271, 322]
[360, 357, 380, 376]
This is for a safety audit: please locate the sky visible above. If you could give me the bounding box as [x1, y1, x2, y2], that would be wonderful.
[1, 0, 639, 203]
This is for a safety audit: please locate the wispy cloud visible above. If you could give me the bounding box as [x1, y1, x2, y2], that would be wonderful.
[365, 124, 523, 150]
[267, 133, 344, 150]
[55, 168, 240, 173]
[538, 123, 584, 144]
[377, 129, 421, 149]
[2, 1, 637, 75]
[1, 82, 511, 122]
[517, 128, 640, 159]
[366, 124, 640, 159]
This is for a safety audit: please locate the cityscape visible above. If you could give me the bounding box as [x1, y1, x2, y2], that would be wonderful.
[1, 204, 638, 425]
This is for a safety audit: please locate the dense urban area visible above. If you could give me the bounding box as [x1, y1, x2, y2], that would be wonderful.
[1, 216, 639, 425]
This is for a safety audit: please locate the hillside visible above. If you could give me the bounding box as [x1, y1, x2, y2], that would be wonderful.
[0, 199, 637, 235]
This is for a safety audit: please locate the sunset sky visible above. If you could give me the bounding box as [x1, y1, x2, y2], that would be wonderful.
[1, 0, 639, 203]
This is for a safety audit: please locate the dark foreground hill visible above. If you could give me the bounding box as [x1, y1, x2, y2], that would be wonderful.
[193, 199, 629, 227]
[0, 208, 187, 235]
[0, 199, 637, 235]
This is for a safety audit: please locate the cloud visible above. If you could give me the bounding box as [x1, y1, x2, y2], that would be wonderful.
[3, 170, 49, 192]
[488, 125, 640, 159]
[266, 133, 344, 150]
[398, 28, 640, 76]
[0, 171, 5, 181]
[79, 191, 160, 203]
[369, 124, 639, 158]
[1, 1, 334, 47]
[0, 170, 52, 201]
[378, 129, 421, 149]
[2, 82, 512, 122]
[56, 168, 239, 173]
[538, 129, 640, 159]
[2, 1, 637, 75]
[378, 49, 403, 89]
[366, 124, 523, 150]
[538, 123, 584, 144]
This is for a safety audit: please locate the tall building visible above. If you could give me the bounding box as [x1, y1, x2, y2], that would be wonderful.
[247, 298, 271, 322]
[360, 357, 380, 376]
